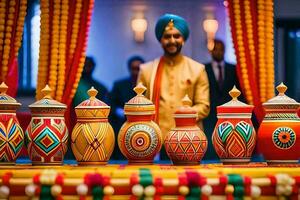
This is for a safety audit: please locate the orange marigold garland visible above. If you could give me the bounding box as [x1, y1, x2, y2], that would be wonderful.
[13, 0, 27, 58]
[257, 0, 267, 103]
[232, 0, 254, 104]
[1, 0, 16, 81]
[48, 0, 61, 97]
[36, 0, 50, 100]
[69, 0, 81, 57]
[265, 0, 274, 100]
[0, 0, 6, 73]
[56, 0, 68, 101]
[244, 0, 256, 75]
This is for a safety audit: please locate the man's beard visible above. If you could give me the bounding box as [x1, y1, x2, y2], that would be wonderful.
[163, 43, 182, 57]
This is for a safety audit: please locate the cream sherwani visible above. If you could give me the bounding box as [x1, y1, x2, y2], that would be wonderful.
[137, 55, 210, 138]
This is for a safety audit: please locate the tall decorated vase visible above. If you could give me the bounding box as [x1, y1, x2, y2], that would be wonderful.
[118, 83, 162, 164]
[164, 95, 207, 165]
[71, 87, 115, 165]
[25, 85, 68, 165]
[257, 83, 300, 165]
[212, 86, 256, 164]
[0, 82, 24, 164]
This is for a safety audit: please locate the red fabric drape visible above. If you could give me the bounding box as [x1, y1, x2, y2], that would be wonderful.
[227, 0, 275, 123]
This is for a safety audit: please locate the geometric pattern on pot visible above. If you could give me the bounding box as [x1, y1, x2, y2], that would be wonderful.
[7, 121, 24, 156]
[0, 119, 24, 159]
[272, 127, 296, 149]
[34, 127, 60, 155]
[215, 121, 255, 158]
[217, 121, 253, 143]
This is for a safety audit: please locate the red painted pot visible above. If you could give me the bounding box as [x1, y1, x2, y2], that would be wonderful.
[257, 83, 300, 165]
[25, 85, 68, 165]
[164, 95, 207, 165]
[118, 83, 162, 164]
[0, 82, 24, 164]
[212, 86, 256, 164]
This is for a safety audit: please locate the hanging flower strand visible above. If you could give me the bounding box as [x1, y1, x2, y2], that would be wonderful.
[14, 0, 27, 58]
[49, 0, 61, 96]
[36, 0, 50, 99]
[265, 0, 274, 99]
[232, 0, 253, 104]
[257, 0, 267, 102]
[1, 0, 17, 81]
[56, 0, 69, 101]
[0, 0, 6, 70]
[69, 0, 81, 58]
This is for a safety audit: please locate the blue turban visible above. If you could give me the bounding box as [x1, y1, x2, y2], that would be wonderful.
[155, 13, 189, 41]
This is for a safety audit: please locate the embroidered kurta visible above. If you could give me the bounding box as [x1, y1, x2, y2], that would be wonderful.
[138, 56, 210, 138]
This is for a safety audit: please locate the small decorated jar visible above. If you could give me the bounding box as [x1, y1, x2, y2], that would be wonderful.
[71, 87, 115, 165]
[25, 85, 68, 165]
[257, 83, 300, 165]
[164, 95, 207, 165]
[212, 86, 256, 164]
[118, 83, 162, 164]
[0, 82, 24, 164]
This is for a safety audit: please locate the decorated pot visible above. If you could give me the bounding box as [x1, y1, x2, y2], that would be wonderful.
[25, 85, 68, 165]
[164, 95, 207, 165]
[71, 87, 114, 165]
[118, 83, 162, 164]
[212, 86, 256, 164]
[0, 82, 24, 164]
[257, 83, 300, 165]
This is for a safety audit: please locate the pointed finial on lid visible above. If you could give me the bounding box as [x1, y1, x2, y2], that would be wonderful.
[87, 87, 98, 100]
[133, 82, 146, 96]
[182, 94, 192, 106]
[41, 85, 52, 99]
[0, 82, 8, 94]
[229, 85, 241, 100]
[276, 82, 287, 96]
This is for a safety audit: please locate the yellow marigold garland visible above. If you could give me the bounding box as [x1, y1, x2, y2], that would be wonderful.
[233, 0, 253, 104]
[69, 0, 82, 57]
[0, 0, 6, 59]
[265, 0, 274, 99]
[1, 0, 17, 81]
[244, 0, 256, 75]
[56, 0, 68, 101]
[14, 0, 27, 57]
[257, 0, 267, 102]
[36, 0, 50, 100]
[48, 0, 61, 97]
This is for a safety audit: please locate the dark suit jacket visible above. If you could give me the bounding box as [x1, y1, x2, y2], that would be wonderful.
[203, 62, 243, 160]
[109, 77, 136, 160]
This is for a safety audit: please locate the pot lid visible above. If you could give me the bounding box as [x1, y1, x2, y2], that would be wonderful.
[263, 82, 300, 109]
[76, 87, 109, 108]
[174, 95, 197, 117]
[124, 83, 155, 115]
[0, 82, 21, 107]
[217, 86, 253, 114]
[29, 85, 66, 109]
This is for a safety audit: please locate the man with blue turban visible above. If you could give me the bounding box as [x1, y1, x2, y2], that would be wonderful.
[138, 14, 210, 159]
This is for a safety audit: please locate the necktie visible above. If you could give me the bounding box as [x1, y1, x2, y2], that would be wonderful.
[217, 64, 223, 89]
